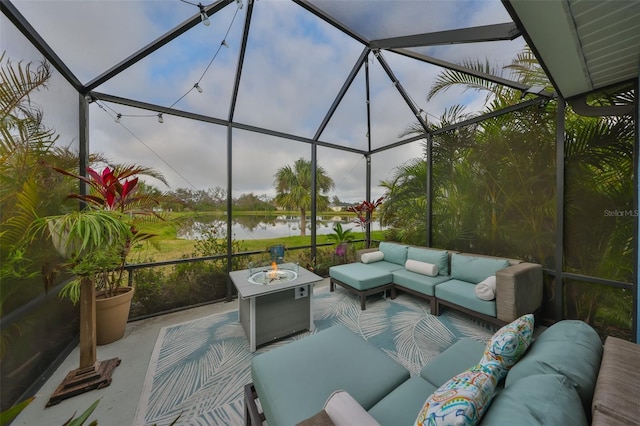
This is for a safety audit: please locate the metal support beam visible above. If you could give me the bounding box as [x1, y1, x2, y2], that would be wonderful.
[311, 144, 318, 265]
[426, 133, 433, 247]
[313, 47, 369, 140]
[370, 22, 520, 49]
[554, 96, 566, 321]
[391, 48, 532, 94]
[85, 0, 234, 91]
[365, 56, 372, 153]
[225, 0, 253, 301]
[91, 92, 368, 155]
[1, 0, 83, 91]
[291, 0, 369, 46]
[635, 72, 639, 343]
[373, 50, 429, 130]
[370, 97, 547, 155]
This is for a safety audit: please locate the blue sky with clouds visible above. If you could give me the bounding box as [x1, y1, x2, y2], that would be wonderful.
[4, 0, 526, 202]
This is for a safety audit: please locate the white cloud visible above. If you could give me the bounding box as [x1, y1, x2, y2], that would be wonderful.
[6, 0, 527, 205]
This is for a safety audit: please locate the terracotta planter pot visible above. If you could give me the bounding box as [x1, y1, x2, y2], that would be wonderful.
[96, 286, 134, 345]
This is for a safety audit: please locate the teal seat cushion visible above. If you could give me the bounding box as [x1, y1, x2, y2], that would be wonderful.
[505, 320, 603, 413]
[450, 253, 510, 283]
[420, 338, 486, 387]
[368, 377, 437, 426]
[481, 374, 588, 426]
[435, 279, 497, 317]
[378, 242, 408, 265]
[252, 325, 409, 426]
[408, 247, 449, 276]
[391, 269, 450, 297]
[329, 263, 393, 290]
[366, 260, 406, 272]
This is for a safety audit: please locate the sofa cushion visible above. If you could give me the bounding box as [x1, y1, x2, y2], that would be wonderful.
[378, 242, 408, 265]
[329, 263, 393, 291]
[391, 269, 450, 297]
[481, 374, 588, 426]
[420, 338, 486, 387]
[415, 364, 500, 426]
[361, 251, 384, 264]
[368, 377, 437, 426]
[475, 275, 496, 300]
[252, 325, 410, 426]
[405, 259, 438, 276]
[505, 320, 603, 414]
[480, 314, 534, 379]
[450, 254, 510, 283]
[435, 279, 497, 317]
[407, 247, 449, 275]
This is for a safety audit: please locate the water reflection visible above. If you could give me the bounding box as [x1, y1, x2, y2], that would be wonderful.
[177, 215, 384, 240]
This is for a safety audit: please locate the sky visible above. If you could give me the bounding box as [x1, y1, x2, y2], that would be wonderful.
[3, 0, 526, 203]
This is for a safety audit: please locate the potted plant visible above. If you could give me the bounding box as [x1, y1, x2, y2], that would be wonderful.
[34, 164, 168, 344]
[327, 222, 355, 262]
[347, 197, 384, 248]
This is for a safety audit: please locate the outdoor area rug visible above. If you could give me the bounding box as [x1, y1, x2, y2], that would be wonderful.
[134, 286, 497, 425]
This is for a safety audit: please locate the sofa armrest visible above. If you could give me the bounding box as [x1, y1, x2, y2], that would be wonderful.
[495, 262, 542, 322]
[591, 336, 640, 425]
[356, 248, 379, 262]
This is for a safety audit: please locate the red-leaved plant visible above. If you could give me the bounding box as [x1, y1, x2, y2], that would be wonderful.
[45, 163, 169, 300]
[347, 196, 384, 248]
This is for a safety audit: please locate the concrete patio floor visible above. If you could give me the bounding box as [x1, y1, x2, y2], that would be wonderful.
[14, 277, 331, 426]
[14, 295, 237, 425]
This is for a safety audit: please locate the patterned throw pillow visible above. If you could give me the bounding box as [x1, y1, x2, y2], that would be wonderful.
[414, 314, 535, 426]
[479, 313, 535, 380]
[414, 364, 500, 426]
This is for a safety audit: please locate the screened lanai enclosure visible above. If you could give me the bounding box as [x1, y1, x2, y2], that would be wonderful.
[1, 0, 639, 413]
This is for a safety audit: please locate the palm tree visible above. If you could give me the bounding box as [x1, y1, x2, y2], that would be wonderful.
[274, 158, 334, 236]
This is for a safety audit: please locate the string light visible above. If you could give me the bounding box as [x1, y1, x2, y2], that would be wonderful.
[198, 3, 211, 26]
[106, 1, 241, 123]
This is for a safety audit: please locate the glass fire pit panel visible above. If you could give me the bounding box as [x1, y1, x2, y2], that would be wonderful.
[248, 268, 298, 285]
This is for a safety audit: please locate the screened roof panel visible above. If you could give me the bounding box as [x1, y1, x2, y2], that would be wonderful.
[307, 0, 514, 41]
[12, 0, 200, 85]
[234, 0, 364, 138]
[94, 4, 244, 119]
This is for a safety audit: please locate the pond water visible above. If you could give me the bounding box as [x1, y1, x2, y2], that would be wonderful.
[177, 215, 385, 240]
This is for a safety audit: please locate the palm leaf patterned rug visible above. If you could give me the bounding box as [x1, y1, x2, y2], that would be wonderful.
[134, 286, 497, 425]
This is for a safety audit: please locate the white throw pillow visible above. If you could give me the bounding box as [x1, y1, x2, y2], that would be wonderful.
[361, 251, 384, 264]
[475, 275, 497, 300]
[405, 259, 438, 277]
[324, 390, 381, 426]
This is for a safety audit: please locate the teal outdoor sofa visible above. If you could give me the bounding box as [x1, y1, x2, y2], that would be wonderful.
[246, 319, 640, 426]
[329, 242, 542, 326]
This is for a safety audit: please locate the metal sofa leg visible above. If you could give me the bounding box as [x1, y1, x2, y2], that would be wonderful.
[360, 294, 367, 310]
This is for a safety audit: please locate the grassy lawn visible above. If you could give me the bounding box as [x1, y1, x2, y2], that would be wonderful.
[130, 211, 383, 262]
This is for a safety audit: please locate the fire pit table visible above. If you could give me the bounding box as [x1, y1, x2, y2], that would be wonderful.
[230, 263, 323, 352]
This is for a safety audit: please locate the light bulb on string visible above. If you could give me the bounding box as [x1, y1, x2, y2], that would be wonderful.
[198, 3, 210, 26]
[221, 40, 229, 48]
[236, 0, 243, 9]
[157, 113, 164, 124]
[115, 113, 122, 123]
[194, 83, 203, 93]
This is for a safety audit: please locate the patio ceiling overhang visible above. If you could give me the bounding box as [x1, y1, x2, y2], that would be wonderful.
[504, 0, 640, 100]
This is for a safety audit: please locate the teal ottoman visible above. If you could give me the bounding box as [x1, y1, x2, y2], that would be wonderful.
[329, 263, 395, 310]
[250, 325, 410, 426]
